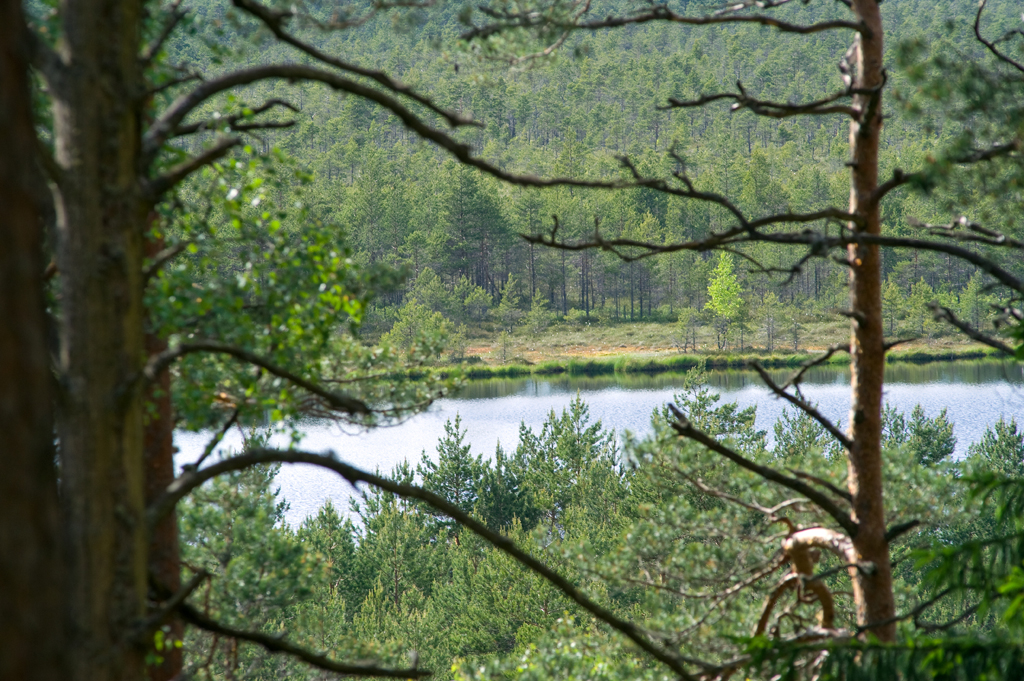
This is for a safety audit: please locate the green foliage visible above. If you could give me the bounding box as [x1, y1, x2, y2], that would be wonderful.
[706, 252, 743, 322]
[153, 150, 456, 435]
[884, 403, 958, 466]
[381, 297, 452, 358]
[418, 415, 486, 521]
[162, 0, 1023, 352]
[968, 418, 1024, 478]
[180, 371, 1024, 681]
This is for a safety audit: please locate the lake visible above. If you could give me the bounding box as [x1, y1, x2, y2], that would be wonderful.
[175, 360, 1024, 526]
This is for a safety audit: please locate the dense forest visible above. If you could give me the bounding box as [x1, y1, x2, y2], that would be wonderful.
[166, 0, 1022, 347]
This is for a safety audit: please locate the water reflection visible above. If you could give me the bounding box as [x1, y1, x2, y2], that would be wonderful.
[453, 360, 1024, 400]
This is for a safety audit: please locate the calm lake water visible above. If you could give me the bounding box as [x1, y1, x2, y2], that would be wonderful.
[176, 360, 1024, 526]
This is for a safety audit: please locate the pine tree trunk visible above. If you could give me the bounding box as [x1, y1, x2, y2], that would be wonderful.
[846, 0, 895, 641]
[52, 0, 150, 676]
[0, 2, 68, 676]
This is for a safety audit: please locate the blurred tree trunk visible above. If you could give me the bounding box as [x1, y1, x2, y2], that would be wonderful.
[50, 0, 151, 677]
[0, 2, 67, 678]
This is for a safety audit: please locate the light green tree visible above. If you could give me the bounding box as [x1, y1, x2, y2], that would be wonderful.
[418, 415, 485, 528]
[907, 278, 939, 337]
[705, 252, 743, 350]
[382, 298, 451, 359]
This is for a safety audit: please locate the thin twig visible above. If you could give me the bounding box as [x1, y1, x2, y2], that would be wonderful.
[929, 303, 1017, 356]
[749, 361, 853, 450]
[189, 408, 240, 471]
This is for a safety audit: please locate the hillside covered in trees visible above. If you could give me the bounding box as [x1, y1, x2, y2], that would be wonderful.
[166, 0, 1022, 350]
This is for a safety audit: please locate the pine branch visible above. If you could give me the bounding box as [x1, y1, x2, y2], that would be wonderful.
[668, 404, 858, 537]
[179, 603, 432, 678]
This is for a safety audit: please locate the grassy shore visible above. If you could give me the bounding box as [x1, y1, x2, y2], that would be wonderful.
[449, 320, 1006, 379]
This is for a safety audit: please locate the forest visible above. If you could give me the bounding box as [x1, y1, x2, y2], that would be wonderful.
[165, 0, 1022, 355]
[3, 0, 1024, 680]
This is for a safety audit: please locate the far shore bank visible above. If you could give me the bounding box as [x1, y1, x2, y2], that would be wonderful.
[440, 344, 1007, 381]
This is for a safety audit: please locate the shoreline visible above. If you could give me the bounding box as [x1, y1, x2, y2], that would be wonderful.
[443, 345, 1007, 380]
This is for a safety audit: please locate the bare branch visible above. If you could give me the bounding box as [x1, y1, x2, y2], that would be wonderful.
[680, 471, 807, 525]
[954, 140, 1021, 164]
[187, 408, 239, 471]
[141, 0, 187, 65]
[781, 344, 849, 390]
[875, 139, 1019, 203]
[172, 99, 298, 136]
[754, 575, 800, 636]
[872, 167, 913, 202]
[145, 136, 241, 199]
[524, 226, 1024, 295]
[143, 64, 634, 197]
[143, 242, 189, 282]
[975, 0, 1024, 74]
[856, 587, 955, 635]
[148, 72, 202, 97]
[179, 603, 432, 678]
[929, 303, 1017, 356]
[668, 404, 858, 537]
[787, 469, 852, 504]
[749, 361, 853, 450]
[884, 519, 922, 543]
[142, 340, 370, 415]
[664, 82, 857, 118]
[915, 600, 981, 633]
[882, 337, 918, 352]
[152, 449, 705, 680]
[907, 215, 1024, 250]
[231, 0, 478, 128]
[463, 6, 865, 42]
[135, 570, 209, 641]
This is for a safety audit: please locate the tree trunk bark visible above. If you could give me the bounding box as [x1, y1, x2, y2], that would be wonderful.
[846, 0, 895, 641]
[52, 0, 150, 676]
[144, 232, 183, 681]
[0, 3, 68, 678]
